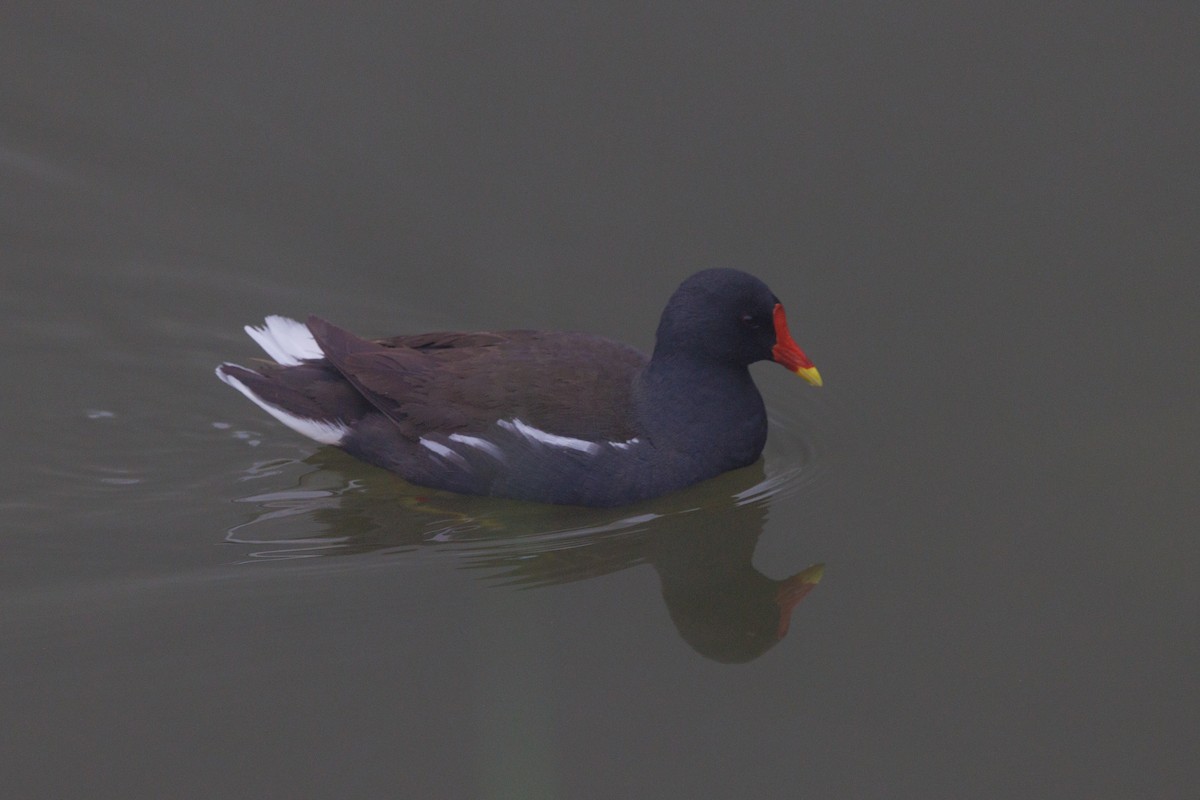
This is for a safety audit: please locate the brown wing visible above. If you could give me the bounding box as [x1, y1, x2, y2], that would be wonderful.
[306, 316, 646, 442]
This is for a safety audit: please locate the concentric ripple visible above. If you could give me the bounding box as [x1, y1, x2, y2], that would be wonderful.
[221, 395, 833, 562]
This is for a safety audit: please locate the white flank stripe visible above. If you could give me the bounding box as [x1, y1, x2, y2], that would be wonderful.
[245, 315, 323, 365]
[610, 438, 640, 450]
[499, 419, 602, 455]
[448, 433, 506, 461]
[419, 437, 470, 469]
[216, 364, 348, 445]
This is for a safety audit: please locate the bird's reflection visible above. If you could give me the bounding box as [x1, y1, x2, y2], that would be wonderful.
[227, 450, 823, 663]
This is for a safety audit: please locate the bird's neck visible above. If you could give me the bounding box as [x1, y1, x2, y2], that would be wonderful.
[634, 355, 768, 470]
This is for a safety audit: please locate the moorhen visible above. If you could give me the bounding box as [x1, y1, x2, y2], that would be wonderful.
[216, 268, 821, 506]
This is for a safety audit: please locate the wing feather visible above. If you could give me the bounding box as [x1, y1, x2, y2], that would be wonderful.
[306, 316, 646, 442]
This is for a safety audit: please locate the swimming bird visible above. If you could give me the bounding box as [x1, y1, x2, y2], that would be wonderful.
[216, 268, 821, 506]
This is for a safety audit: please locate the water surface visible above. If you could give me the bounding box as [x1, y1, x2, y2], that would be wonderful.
[3, 4, 1197, 798]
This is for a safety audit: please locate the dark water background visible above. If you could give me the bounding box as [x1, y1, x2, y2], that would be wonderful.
[3, 4, 1197, 798]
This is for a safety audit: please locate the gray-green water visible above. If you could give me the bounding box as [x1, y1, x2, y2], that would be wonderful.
[3, 4, 1197, 798]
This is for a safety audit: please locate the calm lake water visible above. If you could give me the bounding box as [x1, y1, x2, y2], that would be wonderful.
[3, 4, 1197, 798]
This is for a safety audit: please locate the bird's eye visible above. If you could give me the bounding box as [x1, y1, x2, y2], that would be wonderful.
[740, 313, 761, 329]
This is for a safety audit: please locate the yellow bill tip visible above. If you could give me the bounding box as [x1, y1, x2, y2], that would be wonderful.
[795, 364, 823, 387]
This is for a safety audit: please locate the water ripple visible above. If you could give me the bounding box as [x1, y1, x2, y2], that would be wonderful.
[221, 395, 833, 561]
